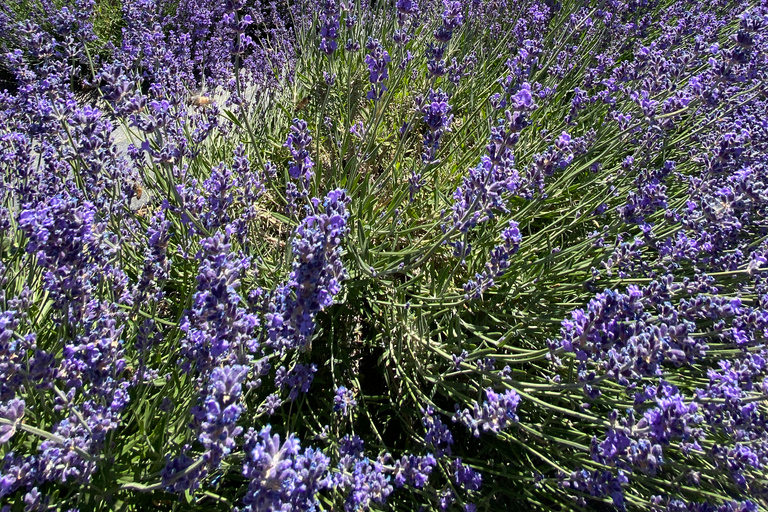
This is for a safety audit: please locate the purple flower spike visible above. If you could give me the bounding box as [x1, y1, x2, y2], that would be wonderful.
[453, 387, 521, 437]
[334, 386, 358, 415]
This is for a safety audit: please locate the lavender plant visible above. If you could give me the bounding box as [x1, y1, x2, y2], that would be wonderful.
[1, 0, 768, 510]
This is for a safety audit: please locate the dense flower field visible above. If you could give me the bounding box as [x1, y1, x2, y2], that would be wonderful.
[1, 0, 767, 510]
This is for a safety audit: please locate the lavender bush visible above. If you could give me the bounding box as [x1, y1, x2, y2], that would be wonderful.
[1, 0, 768, 510]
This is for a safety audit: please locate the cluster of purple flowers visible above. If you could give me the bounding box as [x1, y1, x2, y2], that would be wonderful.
[241, 426, 332, 511]
[540, 3, 768, 502]
[441, 86, 536, 262]
[435, 0, 463, 42]
[3, 0, 768, 509]
[364, 38, 390, 101]
[423, 406, 454, 456]
[453, 388, 521, 437]
[334, 385, 357, 415]
[2, 176, 133, 504]
[394, 0, 418, 46]
[266, 189, 351, 352]
[195, 364, 248, 467]
[178, 229, 259, 375]
[463, 220, 522, 299]
[320, 0, 341, 55]
[284, 118, 316, 213]
[424, 0, 464, 78]
[285, 118, 315, 185]
[418, 88, 453, 165]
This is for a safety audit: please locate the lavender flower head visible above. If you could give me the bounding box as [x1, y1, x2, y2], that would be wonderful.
[435, 0, 464, 42]
[453, 388, 521, 437]
[242, 425, 331, 511]
[285, 118, 315, 183]
[196, 364, 247, 466]
[464, 220, 522, 298]
[364, 38, 390, 101]
[334, 386, 358, 415]
[266, 189, 351, 352]
[422, 406, 454, 456]
[320, 0, 341, 55]
[418, 89, 453, 164]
